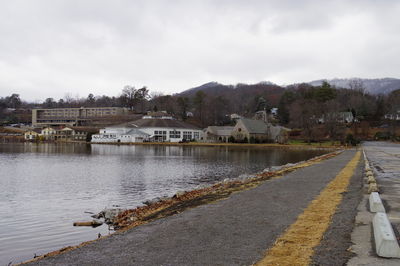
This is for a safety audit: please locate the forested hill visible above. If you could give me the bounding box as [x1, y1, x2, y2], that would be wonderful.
[177, 81, 284, 107]
[179, 78, 400, 100]
[308, 78, 400, 95]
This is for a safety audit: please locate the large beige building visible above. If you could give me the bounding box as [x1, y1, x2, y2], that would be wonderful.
[32, 107, 128, 127]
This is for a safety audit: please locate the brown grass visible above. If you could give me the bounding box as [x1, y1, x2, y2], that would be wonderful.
[256, 151, 361, 266]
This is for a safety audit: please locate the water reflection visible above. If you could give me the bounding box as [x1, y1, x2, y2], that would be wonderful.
[0, 142, 92, 154]
[0, 143, 329, 265]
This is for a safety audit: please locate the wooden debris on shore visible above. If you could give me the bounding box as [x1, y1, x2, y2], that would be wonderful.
[73, 220, 103, 227]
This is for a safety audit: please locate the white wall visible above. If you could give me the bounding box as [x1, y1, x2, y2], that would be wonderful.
[91, 134, 118, 142]
[92, 127, 203, 143]
[139, 127, 203, 142]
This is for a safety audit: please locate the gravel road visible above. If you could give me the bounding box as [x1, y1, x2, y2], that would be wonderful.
[27, 149, 362, 266]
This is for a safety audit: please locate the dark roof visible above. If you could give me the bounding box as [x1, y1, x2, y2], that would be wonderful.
[128, 118, 200, 130]
[126, 128, 149, 135]
[21, 128, 41, 133]
[207, 126, 234, 136]
[70, 126, 100, 133]
[1, 127, 27, 133]
[239, 118, 269, 134]
[107, 122, 138, 128]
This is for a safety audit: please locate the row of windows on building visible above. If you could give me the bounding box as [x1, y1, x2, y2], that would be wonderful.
[95, 130, 201, 141]
[93, 134, 117, 139]
[37, 119, 76, 122]
[154, 130, 200, 140]
[40, 108, 118, 117]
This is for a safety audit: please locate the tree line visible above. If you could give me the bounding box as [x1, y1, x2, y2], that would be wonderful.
[1, 80, 399, 141]
[278, 81, 400, 142]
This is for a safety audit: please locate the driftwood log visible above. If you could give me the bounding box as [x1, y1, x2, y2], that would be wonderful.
[73, 220, 103, 227]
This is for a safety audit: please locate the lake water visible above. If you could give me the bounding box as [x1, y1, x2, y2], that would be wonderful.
[0, 143, 329, 265]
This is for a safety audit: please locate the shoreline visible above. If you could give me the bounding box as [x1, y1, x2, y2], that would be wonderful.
[90, 141, 344, 150]
[3, 137, 349, 149]
[20, 149, 342, 265]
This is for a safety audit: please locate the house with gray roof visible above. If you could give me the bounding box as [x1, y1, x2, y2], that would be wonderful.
[204, 126, 235, 143]
[231, 118, 289, 143]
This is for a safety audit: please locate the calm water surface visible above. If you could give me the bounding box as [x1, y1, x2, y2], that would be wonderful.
[0, 143, 329, 264]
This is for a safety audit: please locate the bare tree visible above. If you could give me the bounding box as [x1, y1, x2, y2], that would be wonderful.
[177, 97, 189, 120]
[43, 98, 56, 108]
[348, 79, 366, 95]
[135, 87, 150, 113]
[387, 89, 400, 138]
[121, 85, 137, 110]
[324, 100, 344, 143]
[86, 93, 96, 107]
[289, 99, 319, 143]
[193, 90, 206, 126]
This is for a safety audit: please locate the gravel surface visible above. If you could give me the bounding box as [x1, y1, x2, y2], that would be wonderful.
[311, 152, 364, 265]
[27, 150, 360, 266]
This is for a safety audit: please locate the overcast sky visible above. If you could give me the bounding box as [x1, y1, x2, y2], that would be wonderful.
[1, 0, 399, 102]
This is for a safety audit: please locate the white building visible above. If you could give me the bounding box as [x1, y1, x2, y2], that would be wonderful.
[384, 111, 400, 120]
[91, 116, 203, 143]
[91, 124, 149, 143]
[24, 128, 42, 141]
[41, 127, 57, 140]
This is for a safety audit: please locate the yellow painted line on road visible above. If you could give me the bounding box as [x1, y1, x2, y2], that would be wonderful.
[256, 151, 361, 266]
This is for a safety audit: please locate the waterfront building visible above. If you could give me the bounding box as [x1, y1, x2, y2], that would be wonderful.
[41, 127, 57, 140]
[92, 115, 203, 143]
[71, 127, 94, 141]
[133, 117, 203, 142]
[32, 107, 129, 127]
[55, 127, 74, 140]
[54, 127, 89, 141]
[231, 118, 289, 143]
[204, 126, 235, 143]
[92, 124, 149, 143]
[24, 126, 94, 142]
[24, 128, 42, 141]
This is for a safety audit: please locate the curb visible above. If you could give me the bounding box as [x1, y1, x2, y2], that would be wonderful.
[369, 192, 385, 213]
[373, 213, 400, 258]
[364, 150, 400, 258]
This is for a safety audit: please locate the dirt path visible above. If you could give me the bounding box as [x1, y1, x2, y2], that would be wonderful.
[26, 150, 362, 266]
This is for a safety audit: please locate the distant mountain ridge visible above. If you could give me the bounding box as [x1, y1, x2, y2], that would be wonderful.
[307, 78, 400, 95]
[178, 78, 400, 98]
[178, 81, 278, 98]
[179, 82, 231, 97]
[177, 81, 284, 107]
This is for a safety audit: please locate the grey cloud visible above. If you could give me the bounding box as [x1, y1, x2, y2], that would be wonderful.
[0, 0, 399, 101]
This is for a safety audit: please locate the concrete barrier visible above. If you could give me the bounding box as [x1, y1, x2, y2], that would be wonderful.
[373, 212, 400, 258]
[369, 192, 385, 213]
